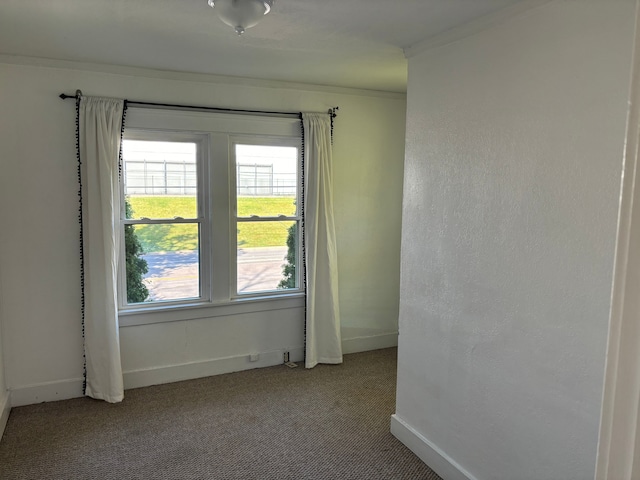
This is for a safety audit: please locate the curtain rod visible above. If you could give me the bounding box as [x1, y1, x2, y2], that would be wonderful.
[59, 91, 338, 119]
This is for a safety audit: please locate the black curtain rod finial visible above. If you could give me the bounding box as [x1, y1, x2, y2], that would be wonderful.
[59, 90, 84, 100]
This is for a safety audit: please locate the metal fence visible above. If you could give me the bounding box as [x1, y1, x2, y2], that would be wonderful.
[124, 159, 196, 195]
[236, 164, 296, 196]
[124, 160, 296, 196]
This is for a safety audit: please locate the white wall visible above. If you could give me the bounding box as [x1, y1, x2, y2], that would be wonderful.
[0, 58, 406, 405]
[393, 2, 636, 480]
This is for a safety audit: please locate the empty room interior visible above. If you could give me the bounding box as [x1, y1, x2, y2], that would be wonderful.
[1, 1, 640, 479]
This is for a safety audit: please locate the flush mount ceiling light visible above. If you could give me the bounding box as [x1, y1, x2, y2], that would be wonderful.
[208, 0, 274, 35]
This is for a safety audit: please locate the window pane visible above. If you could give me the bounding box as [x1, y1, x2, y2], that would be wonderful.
[237, 220, 298, 294]
[125, 223, 200, 303]
[122, 140, 197, 219]
[236, 145, 298, 217]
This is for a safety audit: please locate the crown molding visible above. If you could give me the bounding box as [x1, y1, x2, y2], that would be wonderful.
[404, 0, 552, 59]
[0, 54, 406, 99]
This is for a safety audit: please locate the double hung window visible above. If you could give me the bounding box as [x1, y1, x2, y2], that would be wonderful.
[118, 109, 302, 317]
[233, 141, 300, 295]
[121, 134, 208, 306]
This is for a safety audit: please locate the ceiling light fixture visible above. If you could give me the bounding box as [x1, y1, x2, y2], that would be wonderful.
[208, 0, 274, 35]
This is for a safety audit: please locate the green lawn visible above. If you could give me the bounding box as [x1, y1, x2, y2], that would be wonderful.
[128, 196, 297, 253]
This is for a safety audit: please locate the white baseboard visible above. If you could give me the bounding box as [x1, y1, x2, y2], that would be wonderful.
[124, 347, 303, 390]
[10, 378, 84, 407]
[342, 332, 398, 354]
[8, 348, 303, 406]
[122, 333, 398, 390]
[288, 346, 305, 363]
[7, 338, 394, 408]
[0, 390, 10, 441]
[390, 414, 477, 480]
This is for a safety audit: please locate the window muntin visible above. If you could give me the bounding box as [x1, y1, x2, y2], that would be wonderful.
[233, 143, 300, 296]
[120, 137, 207, 307]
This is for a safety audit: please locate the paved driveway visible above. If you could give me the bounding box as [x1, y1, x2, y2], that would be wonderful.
[142, 246, 289, 301]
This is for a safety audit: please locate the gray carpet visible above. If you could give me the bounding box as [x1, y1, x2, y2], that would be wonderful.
[0, 348, 441, 479]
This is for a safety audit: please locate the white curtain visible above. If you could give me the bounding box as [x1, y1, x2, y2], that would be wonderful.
[78, 96, 125, 402]
[302, 113, 342, 368]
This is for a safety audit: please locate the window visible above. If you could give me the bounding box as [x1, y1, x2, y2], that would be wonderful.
[120, 134, 208, 307]
[118, 109, 303, 318]
[233, 142, 301, 295]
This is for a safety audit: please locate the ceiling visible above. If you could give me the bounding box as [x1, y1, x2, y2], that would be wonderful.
[0, 0, 525, 93]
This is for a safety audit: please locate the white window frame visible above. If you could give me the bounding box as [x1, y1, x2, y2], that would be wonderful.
[230, 135, 303, 298]
[117, 108, 305, 327]
[118, 130, 210, 312]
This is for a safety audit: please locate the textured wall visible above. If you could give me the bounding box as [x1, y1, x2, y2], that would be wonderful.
[0, 60, 406, 402]
[395, 1, 636, 479]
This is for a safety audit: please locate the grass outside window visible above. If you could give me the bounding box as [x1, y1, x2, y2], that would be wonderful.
[128, 196, 296, 252]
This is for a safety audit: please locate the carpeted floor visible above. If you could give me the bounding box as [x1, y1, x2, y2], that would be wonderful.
[0, 348, 441, 479]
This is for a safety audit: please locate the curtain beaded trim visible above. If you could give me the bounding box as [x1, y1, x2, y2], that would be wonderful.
[299, 114, 307, 364]
[329, 107, 338, 145]
[119, 101, 129, 180]
[75, 95, 87, 394]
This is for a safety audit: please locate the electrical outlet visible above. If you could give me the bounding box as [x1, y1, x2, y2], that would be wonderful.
[249, 353, 259, 362]
[283, 351, 290, 363]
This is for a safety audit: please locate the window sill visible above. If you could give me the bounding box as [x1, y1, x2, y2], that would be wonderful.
[119, 293, 305, 327]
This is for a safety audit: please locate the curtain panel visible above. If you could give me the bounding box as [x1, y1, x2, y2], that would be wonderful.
[78, 96, 126, 402]
[302, 113, 343, 368]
